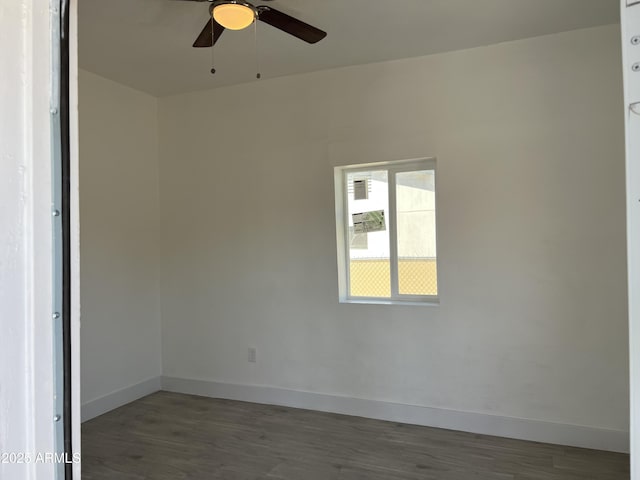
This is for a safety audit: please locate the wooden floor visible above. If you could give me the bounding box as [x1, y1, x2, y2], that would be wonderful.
[82, 391, 629, 480]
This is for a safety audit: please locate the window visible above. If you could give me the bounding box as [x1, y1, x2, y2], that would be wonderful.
[334, 158, 438, 304]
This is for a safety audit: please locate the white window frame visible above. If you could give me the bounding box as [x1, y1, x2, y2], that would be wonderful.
[334, 157, 439, 306]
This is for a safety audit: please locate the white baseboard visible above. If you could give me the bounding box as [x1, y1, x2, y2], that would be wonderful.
[162, 376, 629, 453]
[82, 376, 162, 422]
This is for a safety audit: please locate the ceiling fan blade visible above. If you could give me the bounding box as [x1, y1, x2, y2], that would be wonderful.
[257, 7, 326, 44]
[193, 18, 225, 47]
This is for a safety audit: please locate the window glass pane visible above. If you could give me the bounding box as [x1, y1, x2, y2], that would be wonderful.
[396, 170, 437, 295]
[347, 171, 390, 297]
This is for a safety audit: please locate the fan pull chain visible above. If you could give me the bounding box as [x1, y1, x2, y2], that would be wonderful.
[210, 16, 216, 75]
[254, 18, 261, 79]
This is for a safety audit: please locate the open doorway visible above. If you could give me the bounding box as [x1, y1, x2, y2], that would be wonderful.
[0, 1, 80, 479]
[75, 1, 633, 479]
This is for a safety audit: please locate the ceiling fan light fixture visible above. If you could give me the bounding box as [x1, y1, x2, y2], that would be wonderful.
[212, 1, 256, 31]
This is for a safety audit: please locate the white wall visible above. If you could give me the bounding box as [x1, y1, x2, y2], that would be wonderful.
[79, 70, 162, 417]
[158, 24, 629, 446]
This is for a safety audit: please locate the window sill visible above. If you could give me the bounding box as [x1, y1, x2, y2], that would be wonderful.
[339, 298, 440, 307]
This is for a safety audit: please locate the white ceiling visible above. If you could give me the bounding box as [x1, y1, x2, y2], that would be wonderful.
[79, 0, 619, 97]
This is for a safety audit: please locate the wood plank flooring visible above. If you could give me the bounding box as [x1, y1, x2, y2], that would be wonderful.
[82, 391, 629, 480]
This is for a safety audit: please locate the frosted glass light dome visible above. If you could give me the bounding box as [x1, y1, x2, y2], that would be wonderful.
[213, 2, 256, 30]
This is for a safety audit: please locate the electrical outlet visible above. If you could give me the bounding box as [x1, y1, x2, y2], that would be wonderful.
[248, 347, 257, 363]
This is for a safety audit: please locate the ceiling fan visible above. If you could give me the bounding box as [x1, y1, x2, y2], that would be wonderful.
[180, 0, 327, 48]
